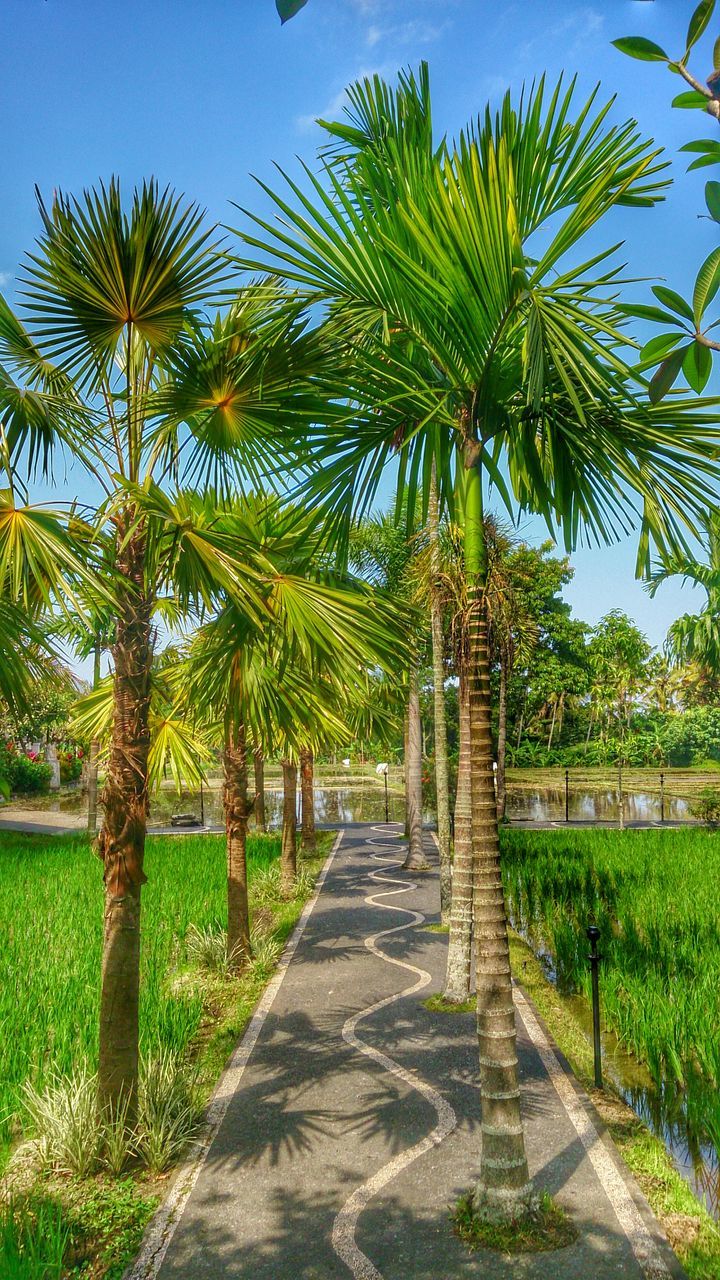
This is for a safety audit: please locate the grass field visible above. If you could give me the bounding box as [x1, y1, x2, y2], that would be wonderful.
[0, 830, 301, 1152]
[501, 828, 720, 1141]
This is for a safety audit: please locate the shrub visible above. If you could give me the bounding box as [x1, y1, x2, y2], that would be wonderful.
[136, 1049, 202, 1175]
[0, 746, 53, 795]
[22, 1067, 99, 1178]
[58, 752, 82, 785]
[690, 788, 720, 826]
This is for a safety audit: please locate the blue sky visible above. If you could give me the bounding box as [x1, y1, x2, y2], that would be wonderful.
[1, 0, 718, 648]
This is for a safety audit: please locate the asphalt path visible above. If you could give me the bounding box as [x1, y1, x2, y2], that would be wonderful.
[127, 822, 684, 1279]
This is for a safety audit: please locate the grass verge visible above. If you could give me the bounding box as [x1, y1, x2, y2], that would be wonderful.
[508, 930, 720, 1280]
[0, 830, 333, 1279]
[453, 1188, 577, 1254]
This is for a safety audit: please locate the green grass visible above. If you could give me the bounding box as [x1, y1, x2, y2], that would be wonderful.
[507, 928, 720, 1280]
[501, 827, 720, 1092]
[453, 1189, 577, 1254]
[0, 829, 332, 1277]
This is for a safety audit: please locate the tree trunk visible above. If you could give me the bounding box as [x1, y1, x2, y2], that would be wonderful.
[224, 720, 251, 971]
[496, 657, 508, 823]
[300, 746, 316, 854]
[464, 453, 532, 1220]
[281, 758, 297, 896]
[97, 522, 152, 1123]
[547, 697, 558, 750]
[403, 666, 427, 870]
[444, 666, 472, 1002]
[403, 708, 410, 838]
[429, 471, 452, 921]
[87, 639, 102, 836]
[253, 746, 266, 832]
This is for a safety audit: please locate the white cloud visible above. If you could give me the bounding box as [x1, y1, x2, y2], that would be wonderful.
[365, 18, 446, 49]
[0, 272, 12, 287]
[295, 62, 397, 132]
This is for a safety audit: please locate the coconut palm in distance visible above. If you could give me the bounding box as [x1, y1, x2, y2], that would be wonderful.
[649, 514, 720, 676]
[0, 181, 337, 1122]
[236, 67, 720, 1218]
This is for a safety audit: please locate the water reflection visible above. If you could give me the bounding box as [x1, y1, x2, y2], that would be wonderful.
[143, 785, 412, 828]
[507, 787, 690, 824]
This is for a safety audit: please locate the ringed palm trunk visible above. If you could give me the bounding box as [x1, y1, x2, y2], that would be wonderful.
[403, 708, 410, 838]
[403, 665, 427, 870]
[496, 656, 508, 822]
[464, 452, 532, 1219]
[224, 718, 251, 971]
[300, 746, 316, 854]
[429, 471, 452, 920]
[87, 638, 102, 835]
[97, 520, 152, 1122]
[444, 665, 472, 1002]
[281, 758, 298, 895]
[253, 745, 266, 832]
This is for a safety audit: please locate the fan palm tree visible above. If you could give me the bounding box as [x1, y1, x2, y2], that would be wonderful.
[180, 496, 406, 957]
[236, 67, 720, 1218]
[350, 508, 428, 869]
[1, 180, 337, 1121]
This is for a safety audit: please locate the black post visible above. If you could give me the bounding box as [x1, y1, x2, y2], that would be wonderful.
[200, 779, 204, 827]
[587, 924, 603, 1089]
[660, 770, 665, 825]
[565, 768, 569, 824]
[384, 770, 389, 824]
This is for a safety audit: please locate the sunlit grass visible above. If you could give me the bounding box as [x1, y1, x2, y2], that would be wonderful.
[0, 830, 283, 1152]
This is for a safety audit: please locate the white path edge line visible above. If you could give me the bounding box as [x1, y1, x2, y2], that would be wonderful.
[125, 831, 344, 1280]
[332, 830, 457, 1280]
[512, 984, 672, 1280]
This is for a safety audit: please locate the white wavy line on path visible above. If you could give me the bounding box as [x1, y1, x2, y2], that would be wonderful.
[331, 827, 457, 1280]
[125, 832, 343, 1280]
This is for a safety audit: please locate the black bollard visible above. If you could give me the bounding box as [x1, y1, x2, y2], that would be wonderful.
[660, 770, 665, 825]
[384, 769, 389, 824]
[586, 924, 603, 1088]
[565, 768, 569, 824]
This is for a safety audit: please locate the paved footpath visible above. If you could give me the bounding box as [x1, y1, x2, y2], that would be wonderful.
[128, 823, 685, 1280]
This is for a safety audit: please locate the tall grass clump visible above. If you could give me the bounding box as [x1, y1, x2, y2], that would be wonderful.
[0, 830, 282, 1153]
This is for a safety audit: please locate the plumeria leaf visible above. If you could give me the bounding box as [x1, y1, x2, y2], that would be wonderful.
[686, 0, 716, 53]
[694, 246, 720, 321]
[683, 340, 713, 393]
[640, 332, 684, 363]
[672, 91, 711, 108]
[612, 36, 669, 62]
[276, 0, 309, 21]
[652, 285, 695, 323]
[706, 180, 720, 221]
[649, 345, 690, 403]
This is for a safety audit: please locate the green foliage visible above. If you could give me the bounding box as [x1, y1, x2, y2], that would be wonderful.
[611, 36, 669, 62]
[0, 830, 283, 1150]
[0, 745, 53, 794]
[502, 826, 720, 1109]
[689, 786, 720, 822]
[614, 4, 720, 401]
[276, 0, 309, 19]
[453, 1189, 577, 1254]
[0, 1196, 70, 1279]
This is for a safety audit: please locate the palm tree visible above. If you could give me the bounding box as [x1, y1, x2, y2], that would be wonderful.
[350, 509, 426, 869]
[182, 496, 404, 946]
[649, 514, 720, 679]
[237, 67, 720, 1218]
[1, 181, 334, 1121]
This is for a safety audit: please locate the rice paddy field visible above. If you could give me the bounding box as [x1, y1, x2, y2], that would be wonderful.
[502, 827, 720, 1208]
[0, 829, 287, 1157]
